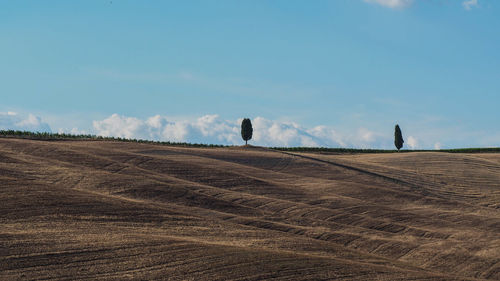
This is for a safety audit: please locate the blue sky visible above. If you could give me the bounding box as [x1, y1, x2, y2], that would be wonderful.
[1, 0, 499, 148]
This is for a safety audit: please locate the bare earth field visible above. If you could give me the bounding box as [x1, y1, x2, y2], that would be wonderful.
[1, 138, 499, 280]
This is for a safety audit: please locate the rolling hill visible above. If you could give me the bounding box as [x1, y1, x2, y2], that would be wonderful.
[1, 138, 499, 280]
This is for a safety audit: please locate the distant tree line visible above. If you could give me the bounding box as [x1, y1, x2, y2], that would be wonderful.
[0, 130, 226, 148]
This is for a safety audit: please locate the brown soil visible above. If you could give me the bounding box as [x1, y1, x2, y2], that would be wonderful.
[1, 139, 499, 280]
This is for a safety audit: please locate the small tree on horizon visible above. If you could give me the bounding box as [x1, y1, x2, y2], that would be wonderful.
[241, 118, 253, 145]
[394, 124, 404, 151]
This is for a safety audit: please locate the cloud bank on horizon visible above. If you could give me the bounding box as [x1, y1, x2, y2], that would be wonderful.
[0, 112, 51, 133]
[2, 112, 499, 150]
[0, 112, 396, 148]
[92, 114, 392, 148]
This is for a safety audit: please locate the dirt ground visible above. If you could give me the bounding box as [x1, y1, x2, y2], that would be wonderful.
[0, 138, 499, 280]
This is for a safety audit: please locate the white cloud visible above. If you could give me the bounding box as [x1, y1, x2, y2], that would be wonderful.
[363, 0, 413, 9]
[358, 128, 376, 143]
[308, 125, 347, 147]
[462, 0, 478, 10]
[92, 114, 240, 144]
[0, 112, 51, 132]
[91, 114, 391, 148]
[407, 136, 418, 149]
[434, 142, 442, 150]
[58, 127, 88, 135]
[93, 114, 147, 139]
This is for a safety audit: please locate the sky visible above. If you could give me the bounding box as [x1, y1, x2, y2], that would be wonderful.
[1, 0, 499, 149]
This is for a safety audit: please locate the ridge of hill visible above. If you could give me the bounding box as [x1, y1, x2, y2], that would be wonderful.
[2, 130, 500, 153]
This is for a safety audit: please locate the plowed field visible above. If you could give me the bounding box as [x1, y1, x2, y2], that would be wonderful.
[1, 139, 499, 280]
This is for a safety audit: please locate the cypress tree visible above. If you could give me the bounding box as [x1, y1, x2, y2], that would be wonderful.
[241, 118, 253, 145]
[394, 124, 404, 151]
